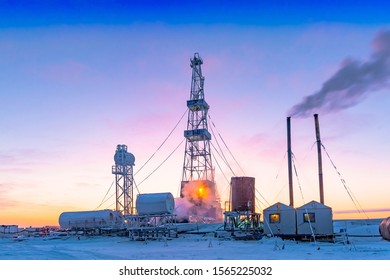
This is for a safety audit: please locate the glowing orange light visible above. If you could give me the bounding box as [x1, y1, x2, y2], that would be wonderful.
[183, 180, 214, 205]
[196, 185, 208, 199]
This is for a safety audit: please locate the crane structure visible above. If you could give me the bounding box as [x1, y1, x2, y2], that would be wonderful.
[112, 144, 135, 215]
[181, 53, 221, 221]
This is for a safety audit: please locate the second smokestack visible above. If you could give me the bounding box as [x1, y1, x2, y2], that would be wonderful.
[314, 114, 325, 204]
[287, 117, 294, 207]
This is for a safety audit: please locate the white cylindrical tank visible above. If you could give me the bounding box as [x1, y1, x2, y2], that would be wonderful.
[379, 217, 390, 241]
[59, 210, 124, 229]
[136, 192, 175, 215]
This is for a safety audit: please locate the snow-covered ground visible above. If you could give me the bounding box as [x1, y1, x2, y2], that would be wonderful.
[1, 219, 389, 260]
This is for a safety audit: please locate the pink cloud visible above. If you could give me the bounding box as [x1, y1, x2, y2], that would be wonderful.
[0, 149, 53, 171]
[0, 183, 18, 210]
[241, 132, 285, 159]
[0, 199, 17, 210]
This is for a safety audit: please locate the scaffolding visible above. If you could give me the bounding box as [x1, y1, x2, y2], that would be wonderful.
[126, 214, 178, 241]
[223, 211, 263, 240]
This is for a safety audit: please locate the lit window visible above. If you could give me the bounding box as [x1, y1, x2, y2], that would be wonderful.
[269, 213, 280, 223]
[303, 213, 315, 223]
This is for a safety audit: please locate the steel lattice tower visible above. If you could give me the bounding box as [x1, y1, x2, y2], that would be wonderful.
[112, 144, 135, 215]
[181, 53, 214, 186]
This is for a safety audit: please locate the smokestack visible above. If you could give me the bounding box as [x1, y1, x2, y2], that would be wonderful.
[287, 117, 294, 207]
[314, 114, 325, 204]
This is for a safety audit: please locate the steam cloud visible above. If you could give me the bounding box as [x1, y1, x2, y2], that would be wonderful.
[174, 181, 221, 221]
[180, 181, 217, 206]
[288, 29, 390, 118]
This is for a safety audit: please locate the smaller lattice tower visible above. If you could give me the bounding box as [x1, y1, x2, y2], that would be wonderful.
[112, 144, 135, 215]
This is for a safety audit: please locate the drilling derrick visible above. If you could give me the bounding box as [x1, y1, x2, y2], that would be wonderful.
[182, 53, 214, 183]
[181, 53, 221, 221]
[112, 144, 135, 215]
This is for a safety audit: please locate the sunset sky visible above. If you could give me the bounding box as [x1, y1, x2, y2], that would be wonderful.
[1, 1, 390, 227]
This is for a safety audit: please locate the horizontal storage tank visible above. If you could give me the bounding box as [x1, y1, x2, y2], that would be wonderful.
[136, 192, 175, 215]
[59, 210, 124, 229]
[231, 176, 255, 212]
[379, 217, 390, 241]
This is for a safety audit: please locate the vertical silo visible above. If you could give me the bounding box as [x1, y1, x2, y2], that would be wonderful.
[231, 176, 256, 212]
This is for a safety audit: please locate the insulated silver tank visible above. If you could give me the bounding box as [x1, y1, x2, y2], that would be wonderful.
[136, 192, 175, 215]
[59, 210, 123, 229]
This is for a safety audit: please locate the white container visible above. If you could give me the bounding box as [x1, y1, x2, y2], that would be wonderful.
[0, 225, 18, 235]
[296, 200, 333, 236]
[59, 210, 123, 229]
[136, 192, 175, 215]
[263, 202, 297, 235]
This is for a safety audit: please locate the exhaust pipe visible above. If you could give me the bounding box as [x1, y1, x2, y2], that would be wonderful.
[287, 117, 294, 207]
[314, 114, 324, 204]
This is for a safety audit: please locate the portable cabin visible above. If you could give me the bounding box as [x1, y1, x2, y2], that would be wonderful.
[263, 202, 296, 236]
[0, 225, 18, 237]
[296, 200, 333, 236]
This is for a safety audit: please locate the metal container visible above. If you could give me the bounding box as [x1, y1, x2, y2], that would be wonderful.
[263, 202, 297, 235]
[114, 144, 135, 166]
[296, 200, 333, 236]
[59, 210, 123, 229]
[0, 225, 18, 235]
[136, 192, 175, 215]
[379, 217, 390, 241]
[231, 176, 255, 212]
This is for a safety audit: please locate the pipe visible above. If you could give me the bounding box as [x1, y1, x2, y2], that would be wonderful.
[314, 114, 325, 204]
[287, 117, 294, 207]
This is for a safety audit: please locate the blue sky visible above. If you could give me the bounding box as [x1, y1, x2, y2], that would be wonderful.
[1, 1, 390, 226]
[2, 1, 390, 26]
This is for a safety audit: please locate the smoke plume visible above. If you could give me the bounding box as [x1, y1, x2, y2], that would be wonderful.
[288, 29, 390, 118]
